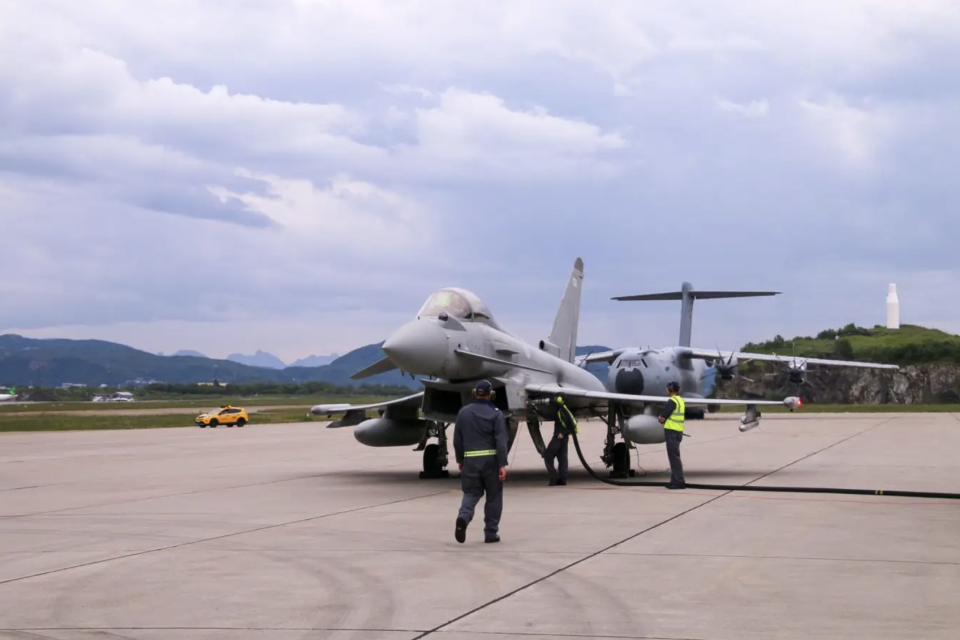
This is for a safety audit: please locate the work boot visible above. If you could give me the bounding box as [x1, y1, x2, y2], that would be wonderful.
[557, 479, 567, 486]
[665, 483, 686, 490]
[548, 478, 559, 486]
[485, 535, 500, 543]
[455, 517, 467, 543]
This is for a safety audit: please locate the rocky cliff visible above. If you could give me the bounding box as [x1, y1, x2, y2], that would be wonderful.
[723, 364, 960, 404]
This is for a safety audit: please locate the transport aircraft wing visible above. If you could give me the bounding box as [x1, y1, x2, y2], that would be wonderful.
[681, 347, 900, 370]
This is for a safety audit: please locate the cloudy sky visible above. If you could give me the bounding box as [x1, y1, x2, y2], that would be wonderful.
[2, 0, 958, 363]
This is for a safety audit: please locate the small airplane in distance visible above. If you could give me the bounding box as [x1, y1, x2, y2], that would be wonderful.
[310, 259, 801, 479]
[578, 281, 900, 424]
[0, 386, 18, 402]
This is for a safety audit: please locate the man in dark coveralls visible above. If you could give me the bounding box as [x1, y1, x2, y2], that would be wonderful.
[543, 394, 578, 486]
[453, 380, 509, 544]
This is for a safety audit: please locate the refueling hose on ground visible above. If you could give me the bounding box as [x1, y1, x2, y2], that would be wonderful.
[568, 431, 960, 501]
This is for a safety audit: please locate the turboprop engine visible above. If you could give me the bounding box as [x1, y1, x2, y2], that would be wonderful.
[354, 418, 429, 447]
[716, 354, 739, 380]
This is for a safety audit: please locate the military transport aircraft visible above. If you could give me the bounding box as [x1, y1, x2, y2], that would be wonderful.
[577, 281, 899, 419]
[310, 259, 801, 479]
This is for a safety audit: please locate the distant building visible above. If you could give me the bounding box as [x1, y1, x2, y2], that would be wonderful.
[886, 283, 900, 329]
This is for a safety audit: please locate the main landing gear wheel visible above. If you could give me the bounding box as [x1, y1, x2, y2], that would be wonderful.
[611, 442, 631, 478]
[419, 443, 450, 479]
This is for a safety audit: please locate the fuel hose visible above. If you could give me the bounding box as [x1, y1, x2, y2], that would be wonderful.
[569, 431, 960, 501]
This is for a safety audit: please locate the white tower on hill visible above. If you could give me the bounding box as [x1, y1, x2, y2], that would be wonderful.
[886, 283, 900, 329]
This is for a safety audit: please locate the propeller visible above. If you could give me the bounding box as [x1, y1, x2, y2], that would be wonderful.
[710, 346, 755, 383]
[772, 343, 814, 394]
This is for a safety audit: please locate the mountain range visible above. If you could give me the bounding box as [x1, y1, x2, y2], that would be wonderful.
[0, 334, 611, 388]
[157, 349, 340, 369]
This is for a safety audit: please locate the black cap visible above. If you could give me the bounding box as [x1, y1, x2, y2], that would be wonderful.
[667, 381, 680, 393]
[475, 380, 492, 394]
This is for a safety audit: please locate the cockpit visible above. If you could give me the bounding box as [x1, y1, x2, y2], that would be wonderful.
[417, 287, 501, 328]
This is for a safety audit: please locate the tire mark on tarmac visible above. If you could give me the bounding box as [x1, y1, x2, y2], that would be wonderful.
[0, 461, 413, 519]
[0, 630, 705, 639]
[409, 416, 898, 639]
[0, 489, 451, 587]
[409, 491, 733, 639]
[739, 415, 895, 488]
[604, 551, 960, 567]
[0, 628, 427, 637]
[0, 452, 339, 496]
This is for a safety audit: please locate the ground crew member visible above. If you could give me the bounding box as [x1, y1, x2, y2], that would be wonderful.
[453, 380, 509, 544]
[543, 394, 578, 486]
[658, 381, 686, 489]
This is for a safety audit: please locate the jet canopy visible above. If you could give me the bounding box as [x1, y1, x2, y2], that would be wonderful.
[417, 287, 501, 328]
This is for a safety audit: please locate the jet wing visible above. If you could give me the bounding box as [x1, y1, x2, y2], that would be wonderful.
[681, 347, 900, 370]
[525, 383, 800, 411]
[309, 392, 424, 428]
[349, 356, 398, 380]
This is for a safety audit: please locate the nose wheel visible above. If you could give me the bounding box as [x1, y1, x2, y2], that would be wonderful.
[600, 405, 637, 478]
[418, 421, 450, 479]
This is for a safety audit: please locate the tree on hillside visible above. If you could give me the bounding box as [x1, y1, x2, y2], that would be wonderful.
[835, 338, 854, 359]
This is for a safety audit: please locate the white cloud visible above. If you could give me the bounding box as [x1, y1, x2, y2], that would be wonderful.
[1, 0, 959, 360]
[715, 97, 769, 118]
[209, 169, 436, 254]
[381, 84, 435, 99]
[799, 95, 897, 169]
[393, 89, 628, 181]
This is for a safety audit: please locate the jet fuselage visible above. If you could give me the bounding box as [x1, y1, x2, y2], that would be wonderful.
[382, 310, 604, 422]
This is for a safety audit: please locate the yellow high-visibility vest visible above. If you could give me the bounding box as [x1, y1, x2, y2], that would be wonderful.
[559, 404, 579, 434]
[664, 395, 685, 432]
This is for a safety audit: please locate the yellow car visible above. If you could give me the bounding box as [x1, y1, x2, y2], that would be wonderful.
[196, 405, 249, 428]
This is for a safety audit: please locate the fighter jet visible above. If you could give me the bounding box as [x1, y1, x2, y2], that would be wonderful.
[311, 260, 801, 479]
[578, 282, 899, 423]
[0, 386, 18, 402]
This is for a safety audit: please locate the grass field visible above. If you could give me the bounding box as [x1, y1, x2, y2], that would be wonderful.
[0, 407, 320, 432]
[744, 324, 960, 363]
[0, 395, 387, 414]
[714, 403, 960, 414]
[1, 400, 958, 432]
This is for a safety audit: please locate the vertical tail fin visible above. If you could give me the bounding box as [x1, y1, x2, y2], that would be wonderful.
[544, 257, 584, 363]
[612, 282, 779, 347]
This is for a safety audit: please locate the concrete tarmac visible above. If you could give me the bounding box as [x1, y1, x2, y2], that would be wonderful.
[1, 413, 958, 639]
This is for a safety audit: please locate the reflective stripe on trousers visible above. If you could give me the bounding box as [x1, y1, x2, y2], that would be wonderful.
[464, 449, 497, 457]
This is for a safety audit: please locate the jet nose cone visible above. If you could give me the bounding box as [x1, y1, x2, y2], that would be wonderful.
[382, 319, 449, 376]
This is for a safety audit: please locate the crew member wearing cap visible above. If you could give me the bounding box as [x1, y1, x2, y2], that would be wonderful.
[453, 380, 509, 543]
[658, 381, 686, 489]
[543, 394, 578, 486]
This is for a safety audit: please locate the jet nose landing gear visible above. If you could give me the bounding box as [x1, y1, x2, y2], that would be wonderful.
[416, 420, 451, 479]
